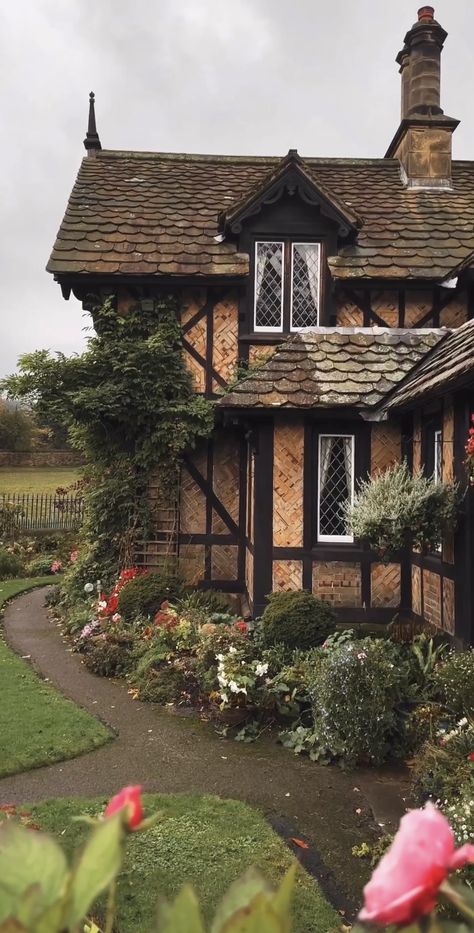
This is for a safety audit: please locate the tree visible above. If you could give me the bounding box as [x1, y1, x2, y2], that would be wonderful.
[2, 297, 214, 590]
[0, 400, 50, 451]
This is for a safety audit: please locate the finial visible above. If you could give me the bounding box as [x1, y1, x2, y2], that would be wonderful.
[83, 91, 102, 156]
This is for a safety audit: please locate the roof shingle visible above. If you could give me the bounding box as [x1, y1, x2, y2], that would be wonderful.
[383, 317, 474, 409]
[217, 328, 443, 410]
[47, 151, 474, 281]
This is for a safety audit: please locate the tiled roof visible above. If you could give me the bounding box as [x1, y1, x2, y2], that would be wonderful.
[217, 328, 443, 410]
[47, 151, 474, 281]
[383, 317, 474, 410]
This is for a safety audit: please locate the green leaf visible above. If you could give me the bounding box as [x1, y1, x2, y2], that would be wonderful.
[66, 814, 123, 928]
[156, 886, 205, 933]
[211, 870, 272, 933]
[0, 823, 68, 924]
[271, 865, 296, 926]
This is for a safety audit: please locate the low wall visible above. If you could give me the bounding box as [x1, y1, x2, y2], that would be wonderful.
[0, 451, 84, 467]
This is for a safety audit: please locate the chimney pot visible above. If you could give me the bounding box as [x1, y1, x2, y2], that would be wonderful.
[418, 6, 435, 22]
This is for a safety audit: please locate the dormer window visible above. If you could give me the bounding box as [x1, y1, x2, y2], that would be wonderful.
[254, 240, 321, 332]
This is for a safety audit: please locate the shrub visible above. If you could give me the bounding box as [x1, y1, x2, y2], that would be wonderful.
[82, 633, 136, 677]
[0, 548, 24, 580]
[179, 589, 231, 615]
[25, 554, 55, 577]
[310, 638, 410, 766]
[261, 591, 336, 650]
[411, 717, 474, 804]
[432, 650, 474, 717]
[117, 571, 185, 621]
[347, 461, 458, 560]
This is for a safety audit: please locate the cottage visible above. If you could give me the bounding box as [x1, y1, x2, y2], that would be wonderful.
[48, 7, 474, 642]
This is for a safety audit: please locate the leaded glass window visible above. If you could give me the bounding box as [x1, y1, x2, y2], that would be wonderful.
[318, 435, 354, 542]
[254, 241, 284, 331]
[291, 243, 320, 329]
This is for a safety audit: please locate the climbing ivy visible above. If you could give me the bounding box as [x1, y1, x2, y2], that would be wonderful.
[2, 297, 214, 593]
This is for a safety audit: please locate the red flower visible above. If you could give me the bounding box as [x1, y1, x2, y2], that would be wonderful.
[234, 619, 248, 634]
[468, 752, 474, 762]
[104, 785, 143, 829]
[359, 803, 474, 927]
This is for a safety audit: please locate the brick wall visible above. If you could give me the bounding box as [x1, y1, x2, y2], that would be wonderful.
[312, 561, 362, 607]
[422, 569, 442, 627]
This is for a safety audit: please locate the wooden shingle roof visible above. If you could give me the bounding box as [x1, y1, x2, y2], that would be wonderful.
[47, 151, 474, 282]
[217, 329, 443, 410]
[383, 317, 474, 410]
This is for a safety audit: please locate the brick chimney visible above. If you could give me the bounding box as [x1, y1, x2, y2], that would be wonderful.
[386, 7, 459, 189]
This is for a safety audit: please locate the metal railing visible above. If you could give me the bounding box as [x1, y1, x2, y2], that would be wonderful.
[0, 493, 85, 532]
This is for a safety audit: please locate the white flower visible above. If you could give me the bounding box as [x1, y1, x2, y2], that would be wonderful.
[255, 662, 269, 677]
[220, 693, 228, 703]
[229, 680, 239, 694]
[216, 653, 225, 662]
[228, 646, 237, 655]
[84, 583, 94, 594]
[111, 613, 122, 623]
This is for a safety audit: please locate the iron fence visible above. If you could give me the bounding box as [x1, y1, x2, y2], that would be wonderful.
[0, 492, 85, 532]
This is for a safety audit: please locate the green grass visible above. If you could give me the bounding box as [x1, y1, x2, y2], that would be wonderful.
[0, 577, 111, 777]
[0, 467, 81, 494]
[29, 794, 340, 932]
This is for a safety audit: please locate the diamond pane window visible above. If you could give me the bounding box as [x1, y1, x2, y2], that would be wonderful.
[254, 241, 284, 331]
[318, 435, 354, 542]
[291, 243, 320, 330]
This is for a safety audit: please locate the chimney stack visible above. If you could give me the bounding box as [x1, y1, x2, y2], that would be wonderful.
[386, 8, 459, 189]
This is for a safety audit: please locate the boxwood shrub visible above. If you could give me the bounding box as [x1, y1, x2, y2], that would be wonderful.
[261, 590, 336, 650]
[118, 572, 185, 621]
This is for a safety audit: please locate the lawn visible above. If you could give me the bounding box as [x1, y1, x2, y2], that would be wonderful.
[0, 578, 111, 777]
[28, 794, 340, 932]
[0, 467, 81, 494]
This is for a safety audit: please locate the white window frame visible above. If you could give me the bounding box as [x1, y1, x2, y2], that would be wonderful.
[253, 241, 284, 333]
[290, 242, 321, 331]
[317, 433, 355, 544]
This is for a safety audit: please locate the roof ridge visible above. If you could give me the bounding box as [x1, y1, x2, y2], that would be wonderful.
[93, 149, 402, 166]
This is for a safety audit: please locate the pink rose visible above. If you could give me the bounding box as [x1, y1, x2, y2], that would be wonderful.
[359, 803, 474, 927]
[104, 785, 143, 830]
[51, 560, 62, 573]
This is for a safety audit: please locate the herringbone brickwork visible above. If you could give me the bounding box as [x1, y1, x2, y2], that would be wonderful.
[272, 560, 303, 592]
[371, 562, 401, 608]
[273, 422, 304, 547]
[371, 424, 401, 475]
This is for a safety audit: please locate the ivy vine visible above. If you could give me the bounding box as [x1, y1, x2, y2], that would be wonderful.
[2, 296, 214, 593]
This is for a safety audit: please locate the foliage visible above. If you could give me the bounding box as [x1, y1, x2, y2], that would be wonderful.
[261, 590, 336, 650]
[82, 632, 137, 678]
[22, 793, 337, 932]
[465, 413, 474, 486]
[412, 718, 474, 804]
[347, 461, 458, 560]
[433, 651, 474, 717]
[216, 646, 270, 711]
[24, 554, 56, 576]
[310, 637, 411, 767]
[0, 501, 24, 538]
[0, 399, 50, 451]
[118, 571, 185, 621]
[0, 547, 24, 580]
[2, 297, 214, 592]
[178, 588, 231, 616]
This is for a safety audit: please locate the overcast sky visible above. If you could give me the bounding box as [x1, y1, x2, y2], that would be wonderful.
[1, 0, 473, 378]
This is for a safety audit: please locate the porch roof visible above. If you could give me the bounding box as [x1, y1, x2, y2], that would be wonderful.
[217, 328, 443, 410]
[382, 317, 474, 410]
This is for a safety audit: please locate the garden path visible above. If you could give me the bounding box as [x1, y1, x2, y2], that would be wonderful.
[0, 587, 410, 910]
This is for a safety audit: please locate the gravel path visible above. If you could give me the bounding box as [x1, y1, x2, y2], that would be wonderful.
[0, 587, 410, 910]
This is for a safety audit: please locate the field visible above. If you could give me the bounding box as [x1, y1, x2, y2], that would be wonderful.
[0, 467, 81, 494]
